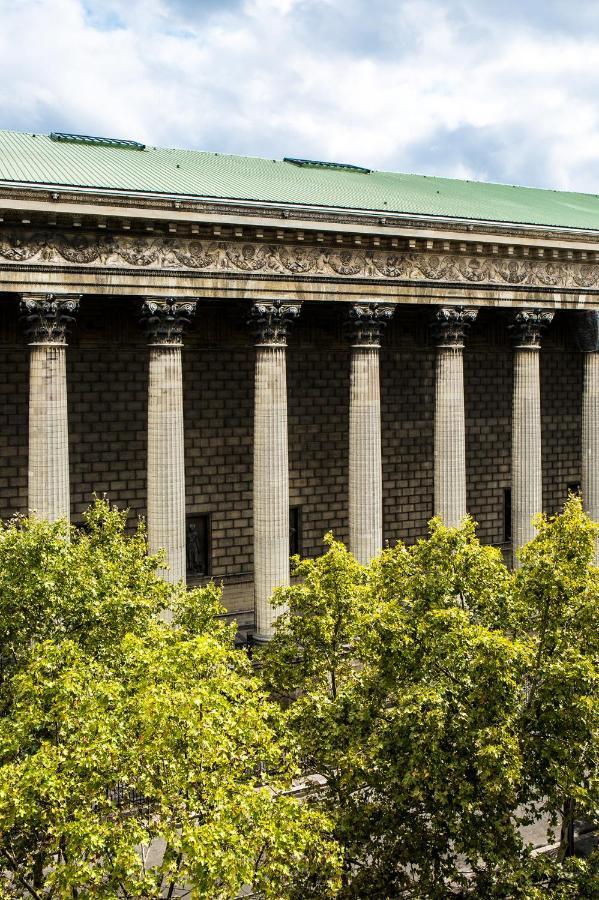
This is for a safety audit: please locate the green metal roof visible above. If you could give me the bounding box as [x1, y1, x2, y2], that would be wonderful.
[1, 129, 599, 232]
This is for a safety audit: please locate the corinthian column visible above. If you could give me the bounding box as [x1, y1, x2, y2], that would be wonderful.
[141, 298, 197, 584]
[509, 309, 554, 566]
[432, 306, 477, 527]
[249, 300, 300, 642]
[20, 293, 80, 523]
[347, 303, 394, 563]
[575, 310, 599, 561]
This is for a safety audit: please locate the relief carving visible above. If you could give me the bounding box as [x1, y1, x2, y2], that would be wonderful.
[1, 229, 599, 293]
[277, 245, 320, 273]
[173, 240, 219, 269]
[370, 251, 409, 278]
[413, 254, 456, 281]
[58, 234, 101, 264]
[328, 249, 367, 276]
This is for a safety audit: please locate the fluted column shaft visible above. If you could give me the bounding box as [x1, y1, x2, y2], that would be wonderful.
[147, 345, 185, 583]
[510, 309, 553, 566]
[254, 346, 290, 636]
[28, 345, 70, 521]
[575, 311, 599, 562]
[434, 347, 466, 525]
[432, 307, 476, 527]
[347, 303, 393, 563]
[142, 298, 197, 584]
[582, 351, 599, 560]
[21, 294, 79, 523]
[350, 347, 382, 562]
[250, 301, 300, 642]
[512, 348, 542, 558]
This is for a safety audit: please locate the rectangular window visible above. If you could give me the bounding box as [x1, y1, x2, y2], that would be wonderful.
[289, 506, 302, 558]
[503, 488, 512, 544]
[186, 515, 210, 578]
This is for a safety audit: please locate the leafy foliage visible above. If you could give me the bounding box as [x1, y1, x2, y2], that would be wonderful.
[0, 500, 340, 898]
[263, 500, 599, 898]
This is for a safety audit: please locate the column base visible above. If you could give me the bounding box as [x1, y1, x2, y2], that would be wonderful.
[250, 631, 274, 646]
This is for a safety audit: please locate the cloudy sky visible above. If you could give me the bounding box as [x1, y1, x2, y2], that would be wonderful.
[1, 0, 598, 192]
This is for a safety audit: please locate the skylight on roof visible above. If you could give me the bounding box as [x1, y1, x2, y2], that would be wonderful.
[49, 132, 146, 150]
[284, 157, 371, 174]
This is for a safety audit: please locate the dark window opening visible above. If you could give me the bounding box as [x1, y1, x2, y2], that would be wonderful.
[567, 481, 581, 498]
[503, 488, 512, 544]
[186, 515, 210, 578]
[290, 506, 302, 558]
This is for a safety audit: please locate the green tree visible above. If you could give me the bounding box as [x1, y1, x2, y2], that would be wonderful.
[0, 501, 340, 898]
[263, 500, 599, 898]
[515, 499, 599, 866]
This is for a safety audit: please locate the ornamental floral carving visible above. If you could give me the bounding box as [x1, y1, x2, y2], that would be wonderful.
[20, 294, 80, 343]
[413, 254, 456, 281]
[431, 306, 478, 347]
[508, 309, 554, 348]
[225, 243, 273, 271]
[328, 249, 366, 276]
[347, 303, 394, 346]
[370, 252, 409, 278]
[457, 258, 487, 282]
[2, 230, 599, 294]
[248, 301, 301, 346]
[277, 245, 321, 273]
[172, 240, 219, 269]
[1, 233, 43, 261]
[140, 298, 197, 345]
[115, 237, 161, 266]
[58, 234, 101, 264]
[571, 265, 599, 288]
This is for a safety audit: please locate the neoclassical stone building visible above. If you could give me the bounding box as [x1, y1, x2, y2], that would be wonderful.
[1, 129, 599, 639]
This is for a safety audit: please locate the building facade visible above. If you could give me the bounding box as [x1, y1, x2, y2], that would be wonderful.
[1, 131, 599, 639]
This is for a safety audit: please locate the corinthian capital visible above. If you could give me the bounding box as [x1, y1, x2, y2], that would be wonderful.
[249, 301, 301, 346]
[20, 293, 80, 344]
[431, 306, 477, 348]
[140, 297, 197, 345]
[347, 303, 394, 347]
[509, 309, 554, 348]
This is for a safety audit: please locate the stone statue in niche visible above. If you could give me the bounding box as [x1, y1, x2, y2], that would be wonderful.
[186, 518, 207, 576]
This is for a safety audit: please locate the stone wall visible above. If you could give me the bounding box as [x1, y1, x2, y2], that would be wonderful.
[0, 295, 583, 620]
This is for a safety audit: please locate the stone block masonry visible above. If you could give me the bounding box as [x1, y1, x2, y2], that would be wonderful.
[0, 295, 586, 622]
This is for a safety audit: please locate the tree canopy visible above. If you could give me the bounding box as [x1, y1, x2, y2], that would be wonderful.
[1, 496, 597, 897]
[0, 501, 340, 898]
[263, 498, 599, 898]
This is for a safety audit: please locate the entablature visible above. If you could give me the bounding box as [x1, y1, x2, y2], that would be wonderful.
[2, 185, 599, 308]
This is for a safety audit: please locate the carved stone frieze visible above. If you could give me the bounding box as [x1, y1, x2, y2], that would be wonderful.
[249, 301, 301, 346]
[508, 309, 554, 348]
[140, 298, 197, 345]
[431, 306, 478, 348]
[347, 303, 394, 346]
[2, 230, 599, 292]
[20, 293, 80, 343]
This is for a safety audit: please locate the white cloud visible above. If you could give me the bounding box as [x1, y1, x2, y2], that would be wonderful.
[0, 0, 598, 191]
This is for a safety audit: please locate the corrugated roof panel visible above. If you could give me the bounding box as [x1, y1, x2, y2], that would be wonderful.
[1, 129, 599, 231]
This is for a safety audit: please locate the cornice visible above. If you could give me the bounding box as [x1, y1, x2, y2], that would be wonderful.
[3, 183, 599, 248]
[2, 229, 599, 293]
